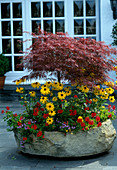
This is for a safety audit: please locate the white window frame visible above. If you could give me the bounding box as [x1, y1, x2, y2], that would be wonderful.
[0, 0, 100, 84]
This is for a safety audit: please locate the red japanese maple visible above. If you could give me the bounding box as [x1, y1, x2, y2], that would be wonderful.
[19, 29, 117, 86]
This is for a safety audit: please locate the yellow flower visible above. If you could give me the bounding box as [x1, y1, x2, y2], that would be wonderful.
[46, 103, 54, 111]
[66, 130, 68, 132]
[57, 83, 64, 90]
[29, 91, 36, 97]
[102, 106, 105, 108]
[16, 87, 24, 93]
[99, 89, 106, 95]
[103, 81, 108, 86]
[94, 85, 100, 89]
[16, 80, 22, 85]
[64, 86, 71, 91]
[40, 96, 48, 104]
[52, 97, 58, 101]
[66, 90, 72, 96]
[107, 81, 114, 87]
[71, 82, 77, 87]
[100, 96, 106, 100]
[92, 98, 98, 102]
[106, 87, 114, 94]
[46, 117, 54, 125]
[90, 73, 95, 77]
[81, 68, 86, 73]
[109, 96, 115, 103]
[81, 86, 89, 93]
[31, 82, 40, 88]
[50, 92, 53, 96]
[40, 87, 50, 95]
[93, 89, 100, 96]
[45, 81, 52, 87]
[48, 110, 56, 116]
[58, 91, 66, 100]
[52, 81, 59, 88]
[103, 93, 109, 99]
[41, 84, 48, 89]
[115, 80, 117, 84]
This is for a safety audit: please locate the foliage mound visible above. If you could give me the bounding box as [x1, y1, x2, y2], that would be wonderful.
[19, 29, 117, 86]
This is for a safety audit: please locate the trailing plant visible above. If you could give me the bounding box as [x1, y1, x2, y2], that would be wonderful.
[0, 53, 9, 76]
[111, 21, 117, 46]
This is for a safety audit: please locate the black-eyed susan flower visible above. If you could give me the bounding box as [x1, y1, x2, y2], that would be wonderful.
[40, 96, 48, 104]
[58, 91, 66, 100]
[29, 91, 36, 97]
[46, 102, 54, 111]
[57, 83, 64, 90]
[64, 86, 71, 91]
[45, 81, 52, 87]
[93, 89, 100, 96]
[46, 117, 54, 125]
[66, 90, 72, 96]
[52, 97, 58, 102]
[92, 98, 98, 102]
[48, 110, 56, 116]
[81, 86, 89, 93]
[41, 84, 48, 89]
[106, 87, 114, 94]
[40, 87, 50, 95]
[52, 81, 59, 88]
[109, 96, 115, 103]
[31, 82, 40, 88]
[16, 87, 24, 93]
[16, 80, 22, 85]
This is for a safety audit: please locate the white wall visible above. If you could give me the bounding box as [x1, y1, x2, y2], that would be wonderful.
[100, 0, 117, 82]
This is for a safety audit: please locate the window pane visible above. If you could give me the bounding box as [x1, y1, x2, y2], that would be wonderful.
[6, 56, 12, 71]
[74, 1, 83, 17]
[14, 56, 23, 71]
[13, 3, 22, 18]
[1, 3, 10, 18]
[55, 20, 64, 32]
[86, 19, 96, 34]
[44, 20, 53, 33]
[14, 39, 23, 54]
[74, 19, 84, 35]
[86, 0, 95, 16]
[43, 2, 52, 17]
[31, 2, 40, 18]
[86, 37, 96, 40]
[32, 20, 41, 34]
[2, 39, 11, 54]
[2, 21, 11, 36]
[55, 1, 64, 17]
[13, 21, 22, 36]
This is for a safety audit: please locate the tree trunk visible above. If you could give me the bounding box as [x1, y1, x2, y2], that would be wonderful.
[57, 71, 60, 83]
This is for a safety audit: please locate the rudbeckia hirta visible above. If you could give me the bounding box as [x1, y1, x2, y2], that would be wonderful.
[40, 87, 50, 95]
[31, 82, 40, 88]
[106, 87, 114, 94]
[109, 96, 115, 103]
[46, 117, 54, 125]
[29, 91, 36, 97]
[48, 110, 56, 116]
[81, 86, 89, 93]
[16, 87, 24, 93]
[46, 103, 54, 111]
[66, 90, 72, 96]
[40, 96, 48, 104]
[58, 91, 66, 100]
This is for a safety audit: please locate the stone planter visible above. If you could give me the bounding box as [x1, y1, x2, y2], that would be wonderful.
[0, 76, 6, 89]
[14, 119, 116, 157]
